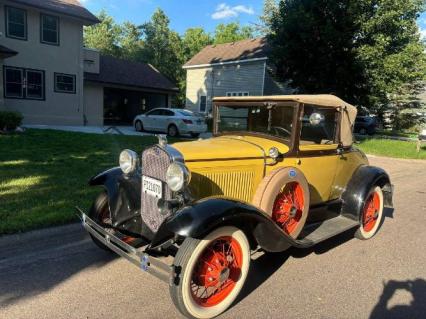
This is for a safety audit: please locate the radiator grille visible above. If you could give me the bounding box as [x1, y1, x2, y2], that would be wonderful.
[141, 146, 172, 232]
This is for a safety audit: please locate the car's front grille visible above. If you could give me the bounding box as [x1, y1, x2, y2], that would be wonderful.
[141, 146, 173, 232]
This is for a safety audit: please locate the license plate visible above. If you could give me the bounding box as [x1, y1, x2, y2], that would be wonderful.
[142, 176, 162, 199]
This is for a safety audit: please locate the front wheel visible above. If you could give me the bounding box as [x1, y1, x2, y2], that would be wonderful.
[88, 192, 113, 251]
[170, 226, 250, 319]
[168, 124, 179, 137]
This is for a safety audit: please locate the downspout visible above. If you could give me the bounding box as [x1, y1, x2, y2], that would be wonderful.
[262, 61, 266, 96]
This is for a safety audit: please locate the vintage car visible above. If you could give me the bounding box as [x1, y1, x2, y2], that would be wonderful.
[79, 95, 393, 319]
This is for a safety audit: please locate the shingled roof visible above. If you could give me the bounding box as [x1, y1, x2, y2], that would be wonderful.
[10, 0, 99, 24]
[184, 37, 270, 68]
[84, 55, 179, 92]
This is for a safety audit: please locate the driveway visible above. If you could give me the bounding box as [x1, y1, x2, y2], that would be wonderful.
[0, 156, 425, 319]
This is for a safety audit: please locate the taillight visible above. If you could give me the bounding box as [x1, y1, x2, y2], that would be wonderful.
[182, 119, 193, 124]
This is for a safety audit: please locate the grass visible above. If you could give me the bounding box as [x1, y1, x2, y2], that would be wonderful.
[0, 129, 180, 235]
[0, 129, 424, 235]
[356, 138, 426, 159]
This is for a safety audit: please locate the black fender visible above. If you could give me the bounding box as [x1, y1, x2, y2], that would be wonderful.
[89, 168, 142, 231]
[341, 165, 393, 222]
[150, 197, 298, 253]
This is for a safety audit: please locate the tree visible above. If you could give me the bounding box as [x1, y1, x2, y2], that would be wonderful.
[213, 22, 254, 44]
[268, 0, 426, 112]
[182, 28, 213, 61]
[83, 10, 122, 57]
[120, 22, 144, 61]
[258, 0, 280, 34]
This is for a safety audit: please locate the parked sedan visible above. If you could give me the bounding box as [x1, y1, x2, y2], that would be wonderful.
[133, 108, 207, 137]
[354, 115, 377, 135]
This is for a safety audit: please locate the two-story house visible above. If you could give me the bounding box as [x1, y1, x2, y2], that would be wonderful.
[0, 0, 177, 126]
[183, 37, 292, 114]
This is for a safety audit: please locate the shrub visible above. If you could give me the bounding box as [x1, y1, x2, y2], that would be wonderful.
[0, 111, 23, 131]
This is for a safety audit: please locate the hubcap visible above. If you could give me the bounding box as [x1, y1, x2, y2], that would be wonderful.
[362, 191, 381, 232]
[272, 182, 304, 235]
[190, 236, 243, 307]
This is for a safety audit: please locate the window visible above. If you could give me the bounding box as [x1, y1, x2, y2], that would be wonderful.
[300, 105, 338, 145]
[54, 73, 76, 94]
[199, 96, 207, 112]
[3, 66, 45, 100]
[146, 109, 162, 116]
[5, 6, 27, 40]
[41, 14, 59, 45]
[162, 110, 175, 116]
[226, 92, 249, 97]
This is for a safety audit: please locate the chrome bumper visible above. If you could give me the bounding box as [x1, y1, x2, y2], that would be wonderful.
[81, 212, 172, 284]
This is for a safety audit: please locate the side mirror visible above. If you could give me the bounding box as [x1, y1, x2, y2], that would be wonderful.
[309, 113, 324, 126]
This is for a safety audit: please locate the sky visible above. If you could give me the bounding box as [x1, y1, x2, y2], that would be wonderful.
[81, 0, 426, 37]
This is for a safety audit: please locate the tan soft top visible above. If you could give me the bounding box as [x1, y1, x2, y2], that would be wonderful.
[213, 94, 357, 147]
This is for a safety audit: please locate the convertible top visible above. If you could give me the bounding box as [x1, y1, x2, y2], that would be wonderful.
[213, 94, 357, 147]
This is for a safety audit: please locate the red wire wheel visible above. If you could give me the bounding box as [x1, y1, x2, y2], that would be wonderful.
[362, 190, 381, 232]
[190, 236, 243, 307]
[272, 182, 305, 235]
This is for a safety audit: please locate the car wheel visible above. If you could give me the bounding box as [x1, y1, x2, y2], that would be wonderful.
[170, 226, 250, 319]
[168, 124, 179, 137]
[359, 128, 367, 135]
[253, 167, 310, 238]
[355, 186, 384, 240]
[190, 133, 200, 138]
[135, 120, 143, 132]
[88, 192, 113, 252]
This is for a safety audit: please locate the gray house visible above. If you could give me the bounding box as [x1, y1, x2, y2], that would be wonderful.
[183, 37, 291, 114]
[0, 0, 177, 126]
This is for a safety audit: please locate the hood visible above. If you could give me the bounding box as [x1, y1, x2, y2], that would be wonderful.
[172, 135, 290, 162]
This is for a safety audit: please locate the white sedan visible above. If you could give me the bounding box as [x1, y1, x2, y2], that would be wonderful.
[133, 108, 207, 137]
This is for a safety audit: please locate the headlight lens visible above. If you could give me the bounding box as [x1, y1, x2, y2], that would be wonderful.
[119, 149, 139, 174]
[166, 162, 191, 192]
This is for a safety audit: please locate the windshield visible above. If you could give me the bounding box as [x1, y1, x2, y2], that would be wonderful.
[216, 104, 295, 140]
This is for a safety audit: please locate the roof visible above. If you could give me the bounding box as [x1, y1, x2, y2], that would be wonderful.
[0, 45, 18, 58]
[84, 55, 179, 92]
[10, 0, 99, 24]
[183, 37, 270, 68]
[213, 94, 355, 110]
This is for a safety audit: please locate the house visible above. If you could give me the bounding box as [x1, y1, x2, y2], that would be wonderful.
[183, 37, 291, 114]
[0, 0, 177, 126]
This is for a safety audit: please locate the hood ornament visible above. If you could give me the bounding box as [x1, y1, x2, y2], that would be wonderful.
[157, 134, 168, 148]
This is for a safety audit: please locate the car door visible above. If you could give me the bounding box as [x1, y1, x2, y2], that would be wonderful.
[160, 109, 175, 132]
[144, 109, 162, 131]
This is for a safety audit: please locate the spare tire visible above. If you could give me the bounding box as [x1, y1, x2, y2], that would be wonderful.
[253, 167, 310, 238]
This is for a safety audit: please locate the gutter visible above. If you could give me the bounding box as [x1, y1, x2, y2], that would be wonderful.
[183, 57, 268, 69]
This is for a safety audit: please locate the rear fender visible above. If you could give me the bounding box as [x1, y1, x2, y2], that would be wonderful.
[341, 165, 393, 221]
[150, 197, 296, 253]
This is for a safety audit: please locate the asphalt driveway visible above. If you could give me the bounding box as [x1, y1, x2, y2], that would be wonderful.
[0, 156, 425, 319]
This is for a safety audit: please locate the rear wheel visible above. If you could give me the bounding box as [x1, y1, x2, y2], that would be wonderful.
[355, 186, 384, 240]
[168, 124, 179, 137]
[88, 192, 112, 251]
[170, 226, 250, 319]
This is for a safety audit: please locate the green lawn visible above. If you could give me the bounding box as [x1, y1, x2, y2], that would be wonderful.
[0, 129, 178, 235]
[356, 138, 426, 159]
[0, 129, 424, 235]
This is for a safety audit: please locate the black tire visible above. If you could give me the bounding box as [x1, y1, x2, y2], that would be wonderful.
[135, 120, 143, 132]
[88, 192, 113, 251]
[355, 186, 384, 240]
[168, 124, 179, 137]
[190, 133, 200, 138]
[170, 226, 250, 319]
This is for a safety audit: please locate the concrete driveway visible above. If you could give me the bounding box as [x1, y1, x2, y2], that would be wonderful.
[0, 156, 425, 319]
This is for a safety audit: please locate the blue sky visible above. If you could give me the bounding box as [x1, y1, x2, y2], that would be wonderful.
[81, 0, 426, 37]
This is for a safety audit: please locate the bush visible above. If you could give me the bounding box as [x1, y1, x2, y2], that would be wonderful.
[0, 111, 23, 131]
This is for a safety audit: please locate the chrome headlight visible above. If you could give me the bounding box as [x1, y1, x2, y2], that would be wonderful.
[166, 162, 191, 192]
[119, 149, 139, 174]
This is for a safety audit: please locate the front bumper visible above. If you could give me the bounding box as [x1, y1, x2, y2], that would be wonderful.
[81, 211, 172, 284]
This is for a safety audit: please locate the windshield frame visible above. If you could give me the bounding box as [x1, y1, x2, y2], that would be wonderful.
[213, 101, 299, 147]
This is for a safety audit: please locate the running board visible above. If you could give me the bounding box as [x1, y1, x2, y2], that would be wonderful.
[294, 216, 359, 248]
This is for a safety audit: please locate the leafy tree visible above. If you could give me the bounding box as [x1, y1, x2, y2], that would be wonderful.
[83, 10, 122, 57]
[213, 22, 254, 44]
[259, 0, 280, 34]
[182, 28, 213, 61]
[120, 22, 144, 61]
[268, 0, 426, 113]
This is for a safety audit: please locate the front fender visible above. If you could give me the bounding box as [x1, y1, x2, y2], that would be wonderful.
[89, 167, 141, 228]
[151, 197, 297, 253]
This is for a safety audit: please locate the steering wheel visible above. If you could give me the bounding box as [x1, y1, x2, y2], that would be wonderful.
[272, 126, 292, 137]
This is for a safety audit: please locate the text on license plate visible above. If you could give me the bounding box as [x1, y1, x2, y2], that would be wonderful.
[142, 176, 162, 199]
